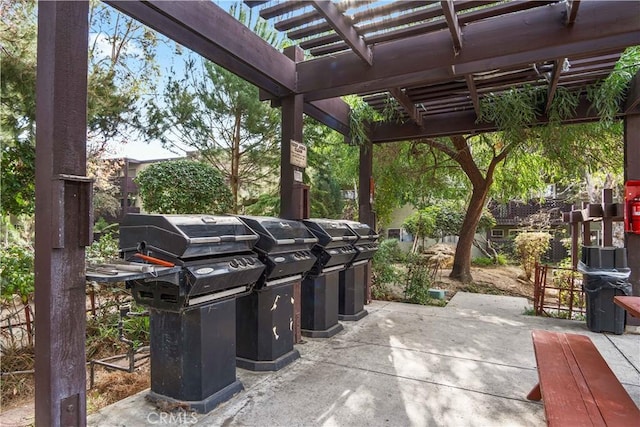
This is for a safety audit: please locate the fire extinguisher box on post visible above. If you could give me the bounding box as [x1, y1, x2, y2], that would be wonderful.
[625, 180, 640, 233]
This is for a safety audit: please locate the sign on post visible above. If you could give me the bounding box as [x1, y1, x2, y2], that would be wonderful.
[290, 140, 307, 168]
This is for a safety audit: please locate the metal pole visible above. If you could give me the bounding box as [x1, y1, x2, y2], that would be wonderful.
[35, 2, 90, 425]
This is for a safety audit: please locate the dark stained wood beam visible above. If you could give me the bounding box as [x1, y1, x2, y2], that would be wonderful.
[545, 58, 565, 113]
[106, 0, 295, 97]
[244, 1, 268, 8]
[369, 97, 604, 143]
[260, 1, 307, 19]
[441, 0, 462, 54]
[311, 0, 373, 66]
[565, 0, 580, 26]
[259, 88, 351, 137]
[389, 88, 422, 126]
[465, 74, 480, 116]
[303, 97, 351, 138]
[625, 70, 640, 114]
[297, 1, 640, 100]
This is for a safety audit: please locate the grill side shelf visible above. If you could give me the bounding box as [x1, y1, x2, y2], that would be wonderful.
[86, 266, 182, 283]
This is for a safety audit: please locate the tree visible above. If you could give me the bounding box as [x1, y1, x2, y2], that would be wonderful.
[145, 5, 281, 213]
[364, 47, 638, 283]
[0, 0, 161, 216]
[135, 160, 232, 214]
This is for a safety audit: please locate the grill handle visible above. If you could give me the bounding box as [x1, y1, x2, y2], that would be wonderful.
[274, 237, 318, 245]
[188, 235, 257, 244]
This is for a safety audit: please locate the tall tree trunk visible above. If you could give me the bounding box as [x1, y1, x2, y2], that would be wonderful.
[417, 135, 510, 283]
[450, 183, 491, 282]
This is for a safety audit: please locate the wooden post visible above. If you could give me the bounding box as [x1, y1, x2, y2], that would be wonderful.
[358, 141, 374, 228]
[602, 188, 613, 247]
[35, 2, 90, 426]
[582, 202, 592, 246]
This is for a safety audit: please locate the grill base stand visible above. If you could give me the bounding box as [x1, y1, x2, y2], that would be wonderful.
[236, 281, 300, 371]
[236, 348, 300, 371]
[338, 264, 368, 322]
[146, 380, 243, 414]
[301, 271, 343, 338]
[149, 298, 241, 414]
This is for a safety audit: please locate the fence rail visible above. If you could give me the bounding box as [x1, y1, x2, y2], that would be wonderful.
[533, 263, 586, 320]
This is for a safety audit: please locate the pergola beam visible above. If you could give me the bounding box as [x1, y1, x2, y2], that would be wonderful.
[545, 58, 565, 113]
[465, 75, 480, 116]
[297, 1, 640, 100]
[389, 88, 422, 126]
[369, 97, 603, 143]
[441, 0, 462, 54]
[303, 97, 352, 138]
[565, 0, 581, 26]
[311, 0, 373, 66]
[106, 0, 296, 97]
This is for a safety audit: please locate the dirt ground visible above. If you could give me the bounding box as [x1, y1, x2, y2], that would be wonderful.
[436, 265, 534, 299]
[387, 264, 534, 302]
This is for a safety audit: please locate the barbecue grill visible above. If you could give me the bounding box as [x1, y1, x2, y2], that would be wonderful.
[119, 213, 266, 413]
[299, 219, 359, 337]
[235, 216, 318, 370]
[337, 220, 379, 321]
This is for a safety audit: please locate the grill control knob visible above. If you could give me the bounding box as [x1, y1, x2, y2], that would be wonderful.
[245, 257, 255, 266]
[229, 259, 239, 269]
[237, 258, 247, 267]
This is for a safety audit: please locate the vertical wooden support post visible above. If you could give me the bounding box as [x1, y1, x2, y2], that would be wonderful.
[625, 115, 640, 296]
[571, 222, 580, 269]
[358, 141, 374, 304]
[280, 46, 304, 221]
[280, 46, 304, 342]
[602, 188, 613, 247]
[35, 2, 90, 426]
[358, 141, 374, 227]
[582, 202, 591, 246]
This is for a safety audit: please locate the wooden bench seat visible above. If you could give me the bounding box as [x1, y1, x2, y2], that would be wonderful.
[527, 330, 640, 426]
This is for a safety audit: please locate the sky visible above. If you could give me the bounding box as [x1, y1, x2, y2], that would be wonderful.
[99, 1, 266, 161]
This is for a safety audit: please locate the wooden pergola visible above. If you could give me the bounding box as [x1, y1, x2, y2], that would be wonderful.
[34, 1, 639, 425]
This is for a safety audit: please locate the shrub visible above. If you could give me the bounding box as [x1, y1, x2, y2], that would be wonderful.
[514, 232, 552, 281]
[403, 254, 432, 305]
[371, 239, 403, 298]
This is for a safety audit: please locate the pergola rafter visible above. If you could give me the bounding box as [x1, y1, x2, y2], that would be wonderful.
[441, 0, 462, 54]
[311, 0, 373, 65]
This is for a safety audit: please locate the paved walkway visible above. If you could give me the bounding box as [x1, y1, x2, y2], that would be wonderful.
[84, 292, 640, 426]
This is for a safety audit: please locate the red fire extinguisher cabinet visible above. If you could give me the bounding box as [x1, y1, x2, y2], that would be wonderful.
[625, 180, 640, 233]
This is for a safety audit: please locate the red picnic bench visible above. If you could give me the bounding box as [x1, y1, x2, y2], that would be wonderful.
[527, 330, 640, 426]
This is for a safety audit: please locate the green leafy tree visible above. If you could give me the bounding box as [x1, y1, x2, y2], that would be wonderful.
[0, 0, 160, 216]
[135, 160, 232, 214]
[144, 5, 281, 213]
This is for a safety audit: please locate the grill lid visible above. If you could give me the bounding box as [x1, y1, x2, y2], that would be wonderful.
[338, 220, 379, 242]
[302, 218, 358, 248]
[237, 215, 318, 254]
[120, 214, 259, 260]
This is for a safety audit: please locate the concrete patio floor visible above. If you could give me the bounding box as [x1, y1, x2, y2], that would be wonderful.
[87, 292, 640, 426]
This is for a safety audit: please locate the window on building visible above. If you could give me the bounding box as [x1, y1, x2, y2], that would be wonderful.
[491, 229, 505, 238]
[387, 228, 400, 240]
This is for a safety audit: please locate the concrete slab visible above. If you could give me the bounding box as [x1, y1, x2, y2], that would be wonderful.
[87, 293, 640, 427]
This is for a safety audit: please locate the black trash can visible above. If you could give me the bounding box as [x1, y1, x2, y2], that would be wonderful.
[579, 246, 632, 335]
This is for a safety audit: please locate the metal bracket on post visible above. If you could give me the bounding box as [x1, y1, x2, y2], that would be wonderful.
[51, 174, 94, 248]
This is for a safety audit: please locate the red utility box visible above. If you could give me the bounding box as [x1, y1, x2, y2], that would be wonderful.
[625, 180, 640, 233]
